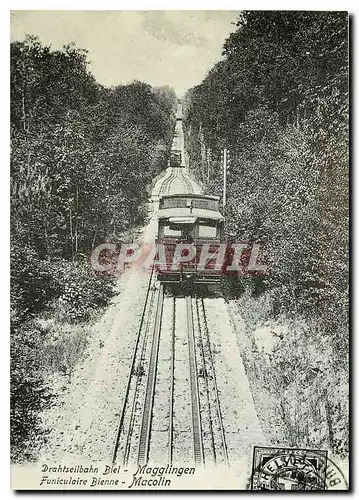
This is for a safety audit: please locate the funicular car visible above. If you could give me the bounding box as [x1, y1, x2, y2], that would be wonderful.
[156, 194, 224, 283]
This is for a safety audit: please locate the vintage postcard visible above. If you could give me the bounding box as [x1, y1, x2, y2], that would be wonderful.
[10, 10, 349, 490]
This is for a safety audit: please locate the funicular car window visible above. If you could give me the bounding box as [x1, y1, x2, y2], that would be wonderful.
[163, 225, 182, 237]
[162, 198, 187, 209]
[198, 221, 217, 238]
[161, 197, 219, 210]
[192, 199, 218, 211]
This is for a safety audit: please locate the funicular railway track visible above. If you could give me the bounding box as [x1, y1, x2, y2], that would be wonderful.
[112, 272, 229, 466]
[159, 167, 194, 196]
[168, 295, 176, 465]
[181, 172, 194, 194]
[121, 279, 158, 465]
[137, 283, 164, 464]
[159, 169, 176, 196]
[186, 294, 204, 465]
[112, 267, 161, 465]
[193, 294, 229, 466]
[112, 134, 227, 465]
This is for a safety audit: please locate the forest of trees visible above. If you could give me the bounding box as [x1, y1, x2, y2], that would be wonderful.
[10, 36, 177, 460]
[183, 11, 349, 455]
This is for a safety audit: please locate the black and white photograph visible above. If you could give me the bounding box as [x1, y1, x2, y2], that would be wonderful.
[9, 9, 349, 490]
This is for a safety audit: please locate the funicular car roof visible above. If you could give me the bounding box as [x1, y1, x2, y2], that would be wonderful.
[160, 193, 220, 201]
[158, 194, 223, 221]
[157, 207, 224, 221]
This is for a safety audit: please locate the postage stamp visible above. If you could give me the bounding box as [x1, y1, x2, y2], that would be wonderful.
[251, 447, 328, 491]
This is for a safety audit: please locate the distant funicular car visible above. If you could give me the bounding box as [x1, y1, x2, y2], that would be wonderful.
[156, 194, 224, 283]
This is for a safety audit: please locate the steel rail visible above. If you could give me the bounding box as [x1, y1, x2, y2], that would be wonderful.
[111, 266, 155, 464]
[168, 295, 176, 465]
[122, 283, 157, 465]
[180, 169, 194, 194]
[186, 294, 204, 465]
[194, 296, 217, 464]
[159, 168, 176, 196]
[137, 283, 164, 465]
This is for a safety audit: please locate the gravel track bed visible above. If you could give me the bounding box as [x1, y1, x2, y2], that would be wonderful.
[149, 296, 173, 463]
[192, 297, 214, 465]
[203, 297, 265, 470]
[172, 297, 192, 463]
[197, 297, 229, 465]
[116, 282, 159, 465]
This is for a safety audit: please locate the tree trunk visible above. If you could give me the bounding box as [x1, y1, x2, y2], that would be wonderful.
[92, 231, 98, 249]
[69, 208, 74, 258]
[21, 91, 26, 133]
[75, 186, 79, 254]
